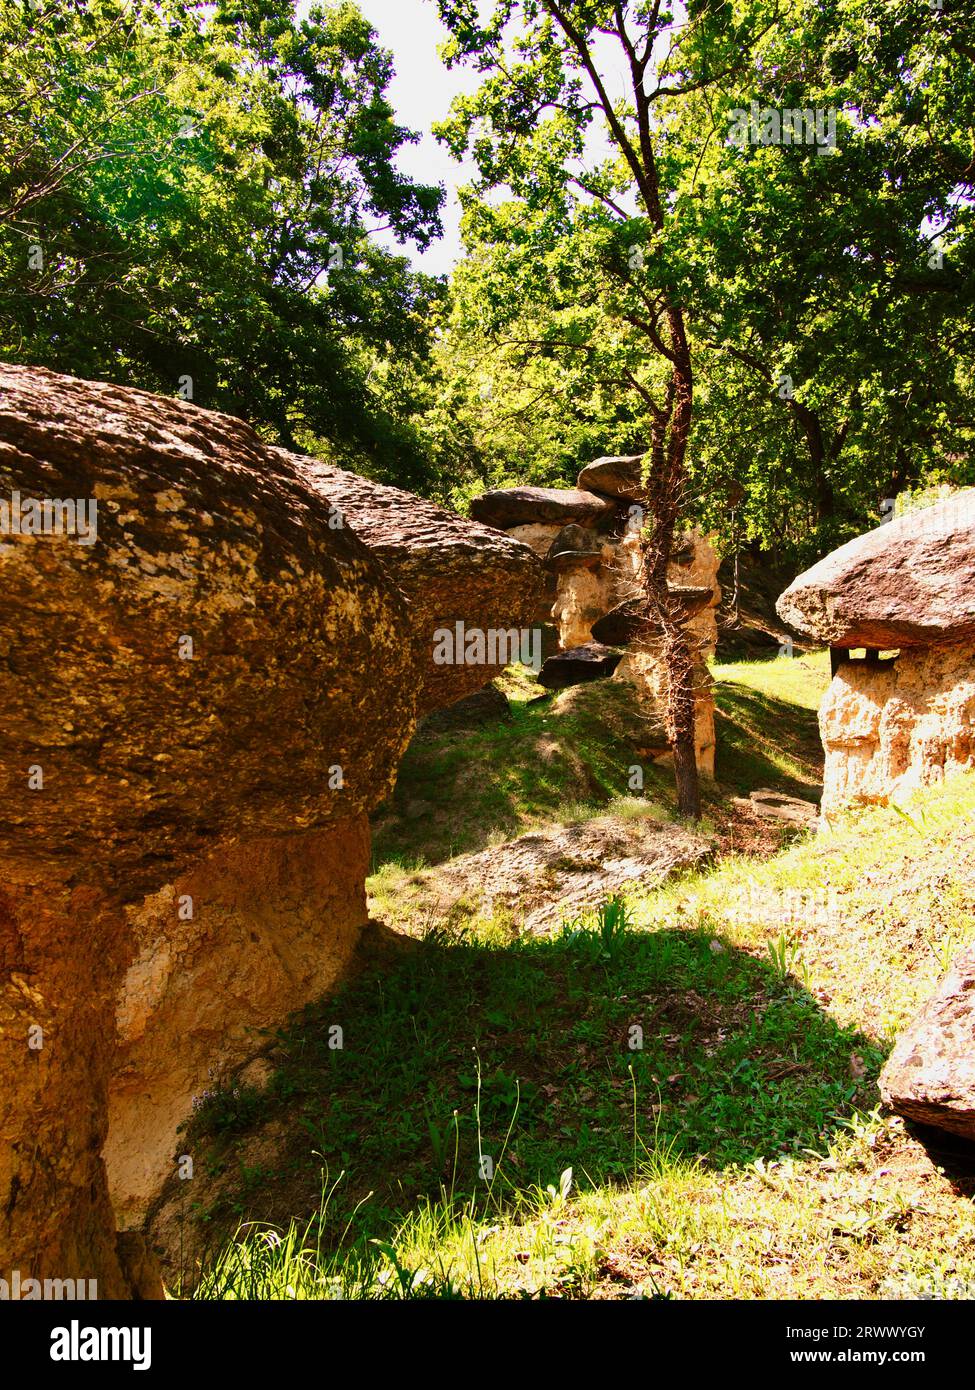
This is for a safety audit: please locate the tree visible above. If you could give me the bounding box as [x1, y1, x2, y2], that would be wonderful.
[0, 0, 447, 488]
[436, 0, 778, 817]
[436, 0, 975, 574]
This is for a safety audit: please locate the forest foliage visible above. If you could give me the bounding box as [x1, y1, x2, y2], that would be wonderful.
[2, 0, 974, 561]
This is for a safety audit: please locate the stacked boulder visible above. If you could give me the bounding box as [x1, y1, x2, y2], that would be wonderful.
[0, 364, 541, 1294]
[777, 491, 975, 818]
[471, 455, 720, 775]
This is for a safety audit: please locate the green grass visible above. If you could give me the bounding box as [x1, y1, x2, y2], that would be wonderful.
[710, 649, 829, 794]
[370, 672, 676, 870]
[165, 654, 975, 1300]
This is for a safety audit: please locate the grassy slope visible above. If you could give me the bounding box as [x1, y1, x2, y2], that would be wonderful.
[180, 654, 975, 1300]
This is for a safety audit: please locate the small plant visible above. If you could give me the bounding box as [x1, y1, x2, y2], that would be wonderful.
[560, 894, 634, 964]
[188, 1082, 265, 1137]
[766, 929, 811, 988]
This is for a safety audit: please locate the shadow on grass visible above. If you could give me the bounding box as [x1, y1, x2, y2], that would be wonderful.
[177, 918, 883, 1286]
[714, 682, 823, 796]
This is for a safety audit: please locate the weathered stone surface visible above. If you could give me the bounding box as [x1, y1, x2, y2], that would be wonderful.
[818, 644, 975, 817]
[0, 365, 418, 887]
[0, 363, 420, 1296]
[669, 531, 722, 660]
[615, 648, 716, 779]
[732, 788, 820, 827]
[279, 455, 544, 713]
[591, 600, 646, 647]
[106, 819, 370, 1228]
[504, 522, 562, 558]
[544, 523, 602, 572]
[592, 587, 715, 646]
[776, 491, 975, 649]
[1, 872, 133, 1297]
[538, 642, 623, 689]
[470, 485, 619, 529]
[577, 454, 645, 501]
[880, 942, 975, 1141]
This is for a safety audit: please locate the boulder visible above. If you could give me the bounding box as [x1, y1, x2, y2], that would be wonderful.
[0, 363, 420, 1294]
[538, 642, 623, 689]
[577, 454, 645, 501]
[776, 491, 975, 649]
[544, 523, 602, 570]
[470, 486, 619, 529]
[880, 942, 975, 1142]
[592, 599, 646, 647]
[592, 588, 715, 647]
[280, 455, 544, 713]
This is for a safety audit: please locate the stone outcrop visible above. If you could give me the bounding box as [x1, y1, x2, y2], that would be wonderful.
[106, 822, 370, 1229]
[880, 941, 975, 1141]
[0, 363, 540, 1293]
[538, 642, 623, 689]
[778, 495, 975, 817]
[777, 490, 975, 649]
[470, 485, 619, 529]
[614, 646, 717, 779]
[469, 466, 721, 775]
[577, 454, 644, 501]
[817, 644, 975, 816]
[278, 454, 543, 712]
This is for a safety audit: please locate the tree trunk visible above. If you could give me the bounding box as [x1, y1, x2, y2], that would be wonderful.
[641, 321, 701, 820]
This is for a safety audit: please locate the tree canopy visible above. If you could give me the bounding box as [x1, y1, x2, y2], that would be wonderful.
[0, 0, 447, 487]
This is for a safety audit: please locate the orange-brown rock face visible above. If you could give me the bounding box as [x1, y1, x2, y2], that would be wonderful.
[0, 362, 550, 1298]
[819, 644, 975, 817]
[0, 364, 421, 1296]
[280, 455, 545, 713]
[0, 872, 133, 1297]
[107, 819, 371, 1228]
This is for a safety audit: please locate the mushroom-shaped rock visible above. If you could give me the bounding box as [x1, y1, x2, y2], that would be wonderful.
[880, 941, 975, 1141]
[0, 364, 420, 1295]
[278, 454, 544, 713]
[577, 454, 645, 501]
[538, 642, 623, 689]
[544, 523, 603, 573]
[592, 600, 646, 646]
[591, 587, 715, 647]
[776, 491, 975, 649]
[470, 485, 619, 529]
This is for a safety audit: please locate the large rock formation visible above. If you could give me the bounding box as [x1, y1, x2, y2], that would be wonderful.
[777, 490, 975, 649]
[278, 455, 543, 712]
[471, 485, 619, 529]
[777, 495, 975, 817]
[0, 364, 540, 1293]
[880, 942, 975, 1141]
[468, 466, 721, 776]
[577, 454, 644, 502]
[817, 645, 975, 814]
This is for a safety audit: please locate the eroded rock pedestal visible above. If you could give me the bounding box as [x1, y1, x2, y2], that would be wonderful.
[777, 491, 975, 818]
[471, 456, 720, 776]
[0, 363, 542, 1294]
